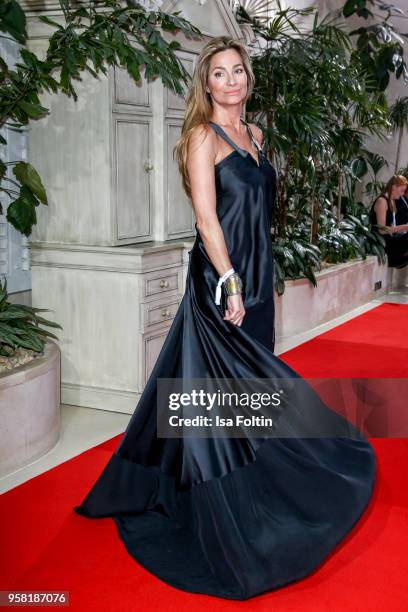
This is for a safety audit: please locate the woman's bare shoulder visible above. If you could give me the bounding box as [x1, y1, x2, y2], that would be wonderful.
[189, 123, 215, 146]
[374, 195, 387, 209]
[188, 123, 216, 158]
[187, 123, 218, 178]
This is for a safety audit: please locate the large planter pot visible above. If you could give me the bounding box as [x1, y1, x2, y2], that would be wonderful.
[275, 255, 394, 341]
[0, 341, 61, 478]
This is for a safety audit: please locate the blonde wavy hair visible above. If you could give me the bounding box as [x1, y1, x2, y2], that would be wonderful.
[173, 36, 255, 200]
[380, 174, 408, 213]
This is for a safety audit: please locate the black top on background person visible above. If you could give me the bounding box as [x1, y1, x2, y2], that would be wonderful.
[396, 191, 408, 225]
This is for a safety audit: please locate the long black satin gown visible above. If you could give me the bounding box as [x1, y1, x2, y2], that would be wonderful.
[74, 119, 377, 600]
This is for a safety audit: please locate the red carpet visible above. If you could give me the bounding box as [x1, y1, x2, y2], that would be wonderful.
[1, 302, 407, 611]
[280, 302, 408, 377]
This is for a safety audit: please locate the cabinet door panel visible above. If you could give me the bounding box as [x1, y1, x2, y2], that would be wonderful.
[115, 118, 153, 241]
[113, 66, 151, 109]
[166, 123, 195, 239]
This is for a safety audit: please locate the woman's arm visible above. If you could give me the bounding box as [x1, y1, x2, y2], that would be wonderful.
[186, 124, 245, 326]
[187, 124, 234, 276]
[374, 197, 408, 234]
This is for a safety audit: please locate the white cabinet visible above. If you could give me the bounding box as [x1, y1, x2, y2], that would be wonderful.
[29, 241, 191, 414]
[138, 267, 184, 386]
[26, 45, 196, 246]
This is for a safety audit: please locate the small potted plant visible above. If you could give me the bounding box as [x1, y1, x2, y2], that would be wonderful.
[0, 277, 62, 370]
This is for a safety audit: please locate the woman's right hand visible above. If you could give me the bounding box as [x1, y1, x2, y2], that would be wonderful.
[378, 224, 408, 234]
[223, 293, 246, 327]
[396, 224, 408, 232]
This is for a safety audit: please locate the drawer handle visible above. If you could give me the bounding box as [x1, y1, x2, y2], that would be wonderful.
[161, 309, 171, 318]
[159, 279, 169, 288]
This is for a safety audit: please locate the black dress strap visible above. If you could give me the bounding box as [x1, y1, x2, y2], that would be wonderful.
[208, 120, 248, 158]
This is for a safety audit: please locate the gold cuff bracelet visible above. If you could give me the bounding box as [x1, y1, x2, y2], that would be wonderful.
[224, 273, 243, 296]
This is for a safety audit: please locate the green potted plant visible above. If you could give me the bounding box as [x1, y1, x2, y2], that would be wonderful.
[0, 277, 62, 373]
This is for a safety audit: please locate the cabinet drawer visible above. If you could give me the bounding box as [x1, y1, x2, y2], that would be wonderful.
[142, 327, 170, 384]
[143, 298, 180, 328]
[142, 270, 180, 299]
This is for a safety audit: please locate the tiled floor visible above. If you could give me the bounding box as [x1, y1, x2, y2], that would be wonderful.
[1, 288, 407, 495]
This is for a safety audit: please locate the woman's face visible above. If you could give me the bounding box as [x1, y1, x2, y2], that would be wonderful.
[206, 48, 247, 107]
[391, 184, 407, 199]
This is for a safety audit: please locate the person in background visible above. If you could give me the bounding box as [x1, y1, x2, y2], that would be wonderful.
[396, 179, 408, 225]
[370, 174, 408, 269]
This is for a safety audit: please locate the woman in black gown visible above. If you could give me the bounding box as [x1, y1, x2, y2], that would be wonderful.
[370, 175, 408, 269]
[74, 36, 377, 600]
